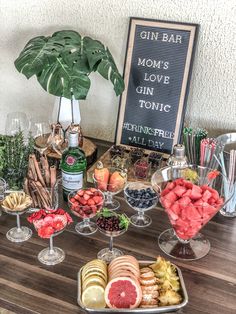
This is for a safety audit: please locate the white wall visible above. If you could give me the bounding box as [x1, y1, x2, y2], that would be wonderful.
[0, 0, 235, 141]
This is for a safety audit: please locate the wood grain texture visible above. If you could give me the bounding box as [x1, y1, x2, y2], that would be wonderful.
[0, 139, 236, 314]
[0, 197, 236, 314]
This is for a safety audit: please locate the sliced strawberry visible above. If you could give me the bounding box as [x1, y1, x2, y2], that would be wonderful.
[87, 199, 95, 206]
[79, 197, 87, 205]
[89, 187, 98, 193]
[74, 194, 81, 201]
[77, 190, 84, 196]
[93, 195, 103, 204]
[85, 190, 93, 196]
[70, 197, 76, 203]
[83, 193, 90, 201]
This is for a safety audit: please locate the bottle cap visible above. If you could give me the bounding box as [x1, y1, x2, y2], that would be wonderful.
[68, 131, 78, 147]
[173, 144, 185, 158]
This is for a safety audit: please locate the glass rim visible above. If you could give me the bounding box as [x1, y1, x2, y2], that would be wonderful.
[67, 188, 105, 206]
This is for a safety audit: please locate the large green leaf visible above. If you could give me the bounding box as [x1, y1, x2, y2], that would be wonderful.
[14, 36, 62, 78]
[15, 30, 124, 99]
[37, 57, 91, 99]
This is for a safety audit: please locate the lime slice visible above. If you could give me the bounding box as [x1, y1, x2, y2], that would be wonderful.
[82, 285, 106, 309]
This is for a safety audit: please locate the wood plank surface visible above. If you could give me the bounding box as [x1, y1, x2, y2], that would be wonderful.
[0, 194, 235, 314]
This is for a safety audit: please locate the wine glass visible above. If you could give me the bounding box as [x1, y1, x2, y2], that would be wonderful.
[96, 210, 129, 263]
[5, 112, 30, 138]
[1, 192, 32, 242]
[68, 188, 104, 235]
[30, 118, 51, 155]
[0, 178, 7, 217]
[37, 228, 66, 265]
[93, 167, 127, 211]
[151, 165, 234, 260]
[124, 182, 158, 227]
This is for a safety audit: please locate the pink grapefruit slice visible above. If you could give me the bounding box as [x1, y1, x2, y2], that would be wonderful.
[104, 276, 142, 309]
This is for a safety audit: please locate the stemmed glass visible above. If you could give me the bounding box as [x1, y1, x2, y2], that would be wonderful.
[30, 118, 51, 155]
[5, 112, 30, 138]
[1, 192, 32, 242]
[0, 178, 7, 217]
[124, 182, 158, 227]
[93, 167, 127, 211]
[68, 188, 104, 235]
[96, 210, 129, 263]
[151, 165, 234, 260]
[37, 228, 66, 266]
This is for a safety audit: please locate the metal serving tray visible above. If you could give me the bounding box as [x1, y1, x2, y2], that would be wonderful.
[77, 260, 188, 313]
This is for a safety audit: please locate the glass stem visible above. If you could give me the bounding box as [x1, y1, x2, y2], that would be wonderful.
[106, 192, 113, 204]
[16, 214, 21, 232]
[83, 218, 90, 226]
[138, 210, 144, 220]
[49, 236, 55, 254]
[109, 236, 113, 252]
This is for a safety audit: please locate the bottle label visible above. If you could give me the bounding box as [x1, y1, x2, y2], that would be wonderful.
[65, 155, 76, 166]
[62, 170, 83, 191]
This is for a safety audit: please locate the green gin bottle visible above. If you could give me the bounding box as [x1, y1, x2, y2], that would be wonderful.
[60, 131, 87, 201]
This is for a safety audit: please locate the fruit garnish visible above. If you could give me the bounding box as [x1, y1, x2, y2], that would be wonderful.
[108, 169, 127, 192]
[160, 178, 224, 240]
[94, 162, 109, 191]
[82, 285, 106, 309]
[182, 168, 199, 183]
[27, 208, 72, 238]
[158, 288, 182, 306]
[104, 277, 142, 309]
[97, 208, 130, 231]
[207, 169, 220, 180]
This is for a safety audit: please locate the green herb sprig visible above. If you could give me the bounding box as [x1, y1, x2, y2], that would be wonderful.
[98, 208, 130, 230]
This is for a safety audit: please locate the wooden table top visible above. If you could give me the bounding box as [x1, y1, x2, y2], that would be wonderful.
[0, 193, 236, 314]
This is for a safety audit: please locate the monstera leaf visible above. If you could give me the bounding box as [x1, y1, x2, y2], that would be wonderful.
[14, 30, 125, 99]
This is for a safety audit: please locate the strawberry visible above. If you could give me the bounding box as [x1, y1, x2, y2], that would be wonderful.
[89, 188, 98, 193]
[108, 170, 127, 192]
[87, 199, 95, 206]
[83, 193, 90, 201]
[79, 197, 87, 205]
[70, 197, 76, 203]
[93, 195, 103, 204]
[74, 194, 81, 201]
[94, 161, 109, 191]
[77, 190, 84, 196]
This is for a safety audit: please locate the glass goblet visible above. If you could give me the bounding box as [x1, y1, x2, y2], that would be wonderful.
[30, 118, 51, 155]
[37, 228, 66, 266]
[124, 182, 158, 227]
[1, 204, 32, 242]
[151, 165, 235, 260]
[68, 188, 104, 236]
[0, 178, 7, 217]
[97, 216, 127, 263]
[5, 112, 29, 138]
[93, 168, 127, 211]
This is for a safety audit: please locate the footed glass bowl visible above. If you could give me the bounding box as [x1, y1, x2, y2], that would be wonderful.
[151, 165, 234, 261]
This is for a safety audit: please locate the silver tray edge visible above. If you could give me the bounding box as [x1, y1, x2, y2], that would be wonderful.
[77, 260, 188, 313]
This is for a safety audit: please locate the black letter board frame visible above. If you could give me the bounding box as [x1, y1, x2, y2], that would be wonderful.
[115, 17, 199, 155]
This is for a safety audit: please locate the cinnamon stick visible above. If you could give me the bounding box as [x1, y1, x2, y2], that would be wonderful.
[40, 156, 50, 187]
[50, 165, 57, 189]
[31, 154, 46, 187]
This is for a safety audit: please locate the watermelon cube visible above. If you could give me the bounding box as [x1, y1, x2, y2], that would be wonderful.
[174, 178, 184, 186]
[166, 181, 176, 190]
[161, 188, 171, 197]
[170, 203, 181, 216]
[183, 189, 192, 197]
[183, 180, 194, 189]
[164, 191, 178, 203]
[190, 185, 202, 200]
[202, 190, 212, 202]
[173, 185, 187, 197]
[160, 197, 172, 209]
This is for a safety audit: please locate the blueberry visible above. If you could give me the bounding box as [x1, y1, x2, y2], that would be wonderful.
[147, 187, 152, 193]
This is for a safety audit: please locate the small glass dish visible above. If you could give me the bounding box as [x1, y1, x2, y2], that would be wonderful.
[93, 168, 127, 211]
[129, 148, 144, 164]
[96, 209, 129, 263]
[148, 152, 163, 169]
[124, 182, 158, 227]
[134, 158, 151, 180]
[109, 145, 126, 159]
[1, 192, 32, 242]
[68, 188, 104, 235]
